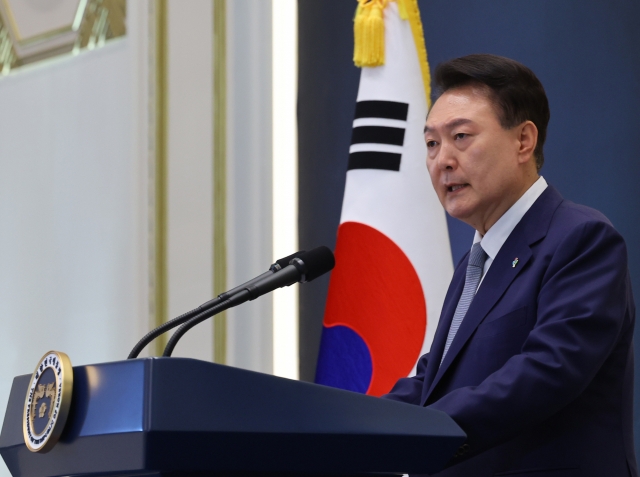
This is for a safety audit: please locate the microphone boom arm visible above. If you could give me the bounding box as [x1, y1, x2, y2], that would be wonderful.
[162, 297, 243, 357]
[127, 251, 306, 359]
[162, 265, 303, 357]
[127, 297, 224, 359]
[129, 247, 333, 360]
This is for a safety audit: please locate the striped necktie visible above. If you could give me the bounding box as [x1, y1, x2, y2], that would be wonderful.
[441, 242, 488, 363]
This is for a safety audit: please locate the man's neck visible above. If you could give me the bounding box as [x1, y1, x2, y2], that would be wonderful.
[476, 174, 540, 235]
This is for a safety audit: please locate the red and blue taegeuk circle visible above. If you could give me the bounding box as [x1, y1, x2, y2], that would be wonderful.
[315, 221, 427, 396]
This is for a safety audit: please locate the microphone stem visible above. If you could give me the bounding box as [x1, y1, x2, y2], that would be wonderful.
[127, 297, 223, 359]
[127, 271, 277, 359]
[162, 291, 250, 357]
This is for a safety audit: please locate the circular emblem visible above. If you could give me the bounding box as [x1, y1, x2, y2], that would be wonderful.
[23, 351, 73, 453]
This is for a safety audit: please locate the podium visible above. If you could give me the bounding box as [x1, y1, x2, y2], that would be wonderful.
[0, 357, 465, 476]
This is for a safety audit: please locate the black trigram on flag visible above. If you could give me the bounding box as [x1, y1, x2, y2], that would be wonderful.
[348, 100, 409, 172]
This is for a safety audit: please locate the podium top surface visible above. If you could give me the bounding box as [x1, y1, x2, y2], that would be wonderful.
[1, 357, 465, 477]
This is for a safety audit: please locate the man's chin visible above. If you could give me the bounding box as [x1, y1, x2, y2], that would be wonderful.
[444, 205, 476, 226]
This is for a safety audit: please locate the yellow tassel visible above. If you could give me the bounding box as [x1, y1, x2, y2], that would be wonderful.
[397, 0, 409, 20]
[353, 0, 386, 68]
[353, 2, 367, 66]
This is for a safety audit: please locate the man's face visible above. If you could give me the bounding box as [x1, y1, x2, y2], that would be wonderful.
[424, 85, 534, 234]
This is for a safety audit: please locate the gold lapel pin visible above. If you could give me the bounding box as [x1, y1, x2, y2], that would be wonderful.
[512, 258, 519, 268]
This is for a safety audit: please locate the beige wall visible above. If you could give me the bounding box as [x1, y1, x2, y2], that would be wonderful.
[0, 2, 290, 473]
[0, 4, 150, 476]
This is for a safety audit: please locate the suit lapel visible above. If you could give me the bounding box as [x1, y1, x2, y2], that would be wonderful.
[422, 186, 564, 404]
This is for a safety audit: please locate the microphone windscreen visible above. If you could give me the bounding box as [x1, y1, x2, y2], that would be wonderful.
[297, 246, 335, 281]
[275, 250, 306, 270]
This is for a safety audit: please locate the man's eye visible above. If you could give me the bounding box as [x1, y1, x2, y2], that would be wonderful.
[426, 140, 438, 148]
[454, 133, 468, 140]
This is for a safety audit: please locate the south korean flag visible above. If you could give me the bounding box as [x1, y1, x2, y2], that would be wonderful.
[315, 0, 454, 396]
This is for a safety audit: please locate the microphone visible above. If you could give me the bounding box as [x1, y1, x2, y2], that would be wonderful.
[233, 246, 335, 304]
[127, 250, 307, 359]
[217, 250, 306, 301]
[162, 246, 335, 357]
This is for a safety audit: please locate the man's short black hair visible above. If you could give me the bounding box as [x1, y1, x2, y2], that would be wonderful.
[434, 54, 550, 170]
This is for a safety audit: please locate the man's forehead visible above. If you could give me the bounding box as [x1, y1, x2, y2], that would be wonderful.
[425, 86, 499, 131]
[424, 118, 474, 134]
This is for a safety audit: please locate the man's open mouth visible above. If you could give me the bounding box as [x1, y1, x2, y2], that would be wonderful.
[447, 184, 468, 192]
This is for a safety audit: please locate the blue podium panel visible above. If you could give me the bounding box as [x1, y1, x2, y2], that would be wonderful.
[0, 358, 466, 477]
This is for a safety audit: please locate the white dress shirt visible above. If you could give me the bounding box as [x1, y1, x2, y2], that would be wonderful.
[474, 176, 548, 288]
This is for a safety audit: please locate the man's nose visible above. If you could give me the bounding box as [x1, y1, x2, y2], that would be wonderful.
[435, 141, 457, 170]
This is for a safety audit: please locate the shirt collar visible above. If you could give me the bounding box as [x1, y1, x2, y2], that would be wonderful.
[473, 176, 548, 259]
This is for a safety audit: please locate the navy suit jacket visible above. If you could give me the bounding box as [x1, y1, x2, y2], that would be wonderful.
[384, 186, 637, 477]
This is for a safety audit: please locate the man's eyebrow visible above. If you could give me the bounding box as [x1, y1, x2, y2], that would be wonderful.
[424, 118, 474, 134]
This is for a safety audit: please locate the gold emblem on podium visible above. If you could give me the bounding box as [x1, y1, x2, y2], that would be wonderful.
[23, 351, 73, 453]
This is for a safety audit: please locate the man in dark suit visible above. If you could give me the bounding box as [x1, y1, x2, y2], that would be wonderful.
[383, 54, 637, 476]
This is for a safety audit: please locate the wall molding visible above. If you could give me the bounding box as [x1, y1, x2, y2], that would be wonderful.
[0, 0, 126, 76]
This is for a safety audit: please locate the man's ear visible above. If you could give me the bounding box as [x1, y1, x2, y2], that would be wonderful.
[517, 120, 538, 164]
